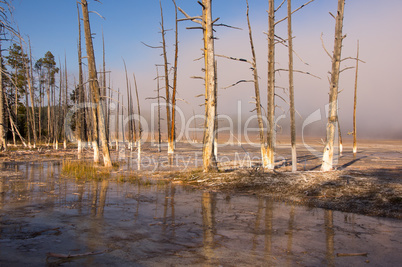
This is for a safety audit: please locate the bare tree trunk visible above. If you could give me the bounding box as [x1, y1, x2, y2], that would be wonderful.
[159, 0, 172, 154]
[202, 0, 218, 172]
[156, 66, 162, 152]
[133, 73, 142, 170]
[321, 0, 345, 172]
[353, 41, 360, 156]
[169, 0, 179, 154]
[64, 54, 68, 149]
[0, 43, 6, 151]
[81, 0, 112, 167]
[247, 0, 268, 169]
[267, 0, 276, 170]
[288, 0, 297, 172]
[115, 88, 119, 151]
[76, 3, 84, 154]
[47, 78, 51, 145]
[24, 39, 37, 147]
[337, 117, 342, 155]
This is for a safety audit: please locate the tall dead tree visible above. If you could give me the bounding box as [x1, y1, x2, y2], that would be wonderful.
[266, 0, 276, 170]
[170, 0, 179, 154]
[81, 0, 112, 167]
[287, 0, 296, 172]
[321, 0, 345, 172]
[159, 0, 172, 154]
[201, 0, 218, 172]
[76, 3, 85, 153]
[178, 0, 218, 172]
[352, 41, 360, 157]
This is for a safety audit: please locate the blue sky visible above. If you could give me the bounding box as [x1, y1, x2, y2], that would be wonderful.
[8, 0, 402, 139]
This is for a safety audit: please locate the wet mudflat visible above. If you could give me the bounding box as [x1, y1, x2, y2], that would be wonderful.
[1, 161, 401, 266]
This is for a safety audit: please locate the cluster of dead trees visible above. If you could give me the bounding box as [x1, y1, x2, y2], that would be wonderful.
[0, 0, 362, 172]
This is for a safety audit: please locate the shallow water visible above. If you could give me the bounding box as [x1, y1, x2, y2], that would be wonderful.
[0, 161, 401, 266]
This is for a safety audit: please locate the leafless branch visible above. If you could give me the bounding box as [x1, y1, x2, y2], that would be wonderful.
[178, 7, 202, 25]
[275, 0, 315, 25]
[320, 33, 332, 59]
[215, 54, 252, 64]
[222, 80, 253, 89]
[341, 57, 366, 63]
[275, 0, 286, 12]
[88, 10, 105, 20]
[276, 68, 321, 79]
[141, 42, 163, 49]
[339, 66, 354, 74]
[213, 23, 242, 30]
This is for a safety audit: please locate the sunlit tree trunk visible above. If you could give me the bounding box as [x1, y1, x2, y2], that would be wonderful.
[288, 0, 297, 172]
[353, 41, 360, 156]
[321, 0, 345, 171]
[169, 0, 179, 154]
[267, 0, 275, 170]
[81, 0, 112, 167]
[246, 0, 268, 169]
[160, 0, 172, 154]
[76, 3, 84, 154]
[202, 0, 218, 172]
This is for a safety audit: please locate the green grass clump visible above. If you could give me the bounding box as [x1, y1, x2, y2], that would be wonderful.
[61, 160, 110, 181]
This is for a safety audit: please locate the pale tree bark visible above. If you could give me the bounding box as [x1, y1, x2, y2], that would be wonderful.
[247, 0, 268, 168]
[159, 0, 172, 154]
[201, 0, 218, 172]
[170, 0, 179, 154]
[321, 0, 345, 172]
[133, 73, 142, 170]
[76, 3, 84, 154]
[81, 0, 112, 167]
[156, 66, 162, 152]
[63, 54, 68, 149]
[267, 0, 275, 170]
[115, 88, 119, 151]
[353, 41, 360, 156]
[287, 0, 297, 172]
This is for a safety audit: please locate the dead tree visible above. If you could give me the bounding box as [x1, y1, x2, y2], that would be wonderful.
[133, 73, 142, 170]
[352, 41, 360, 157]
[266, 0, 276, 170]
[201, 0, 218, 172]
[178, 0, 221, 172]
[76, 2, 85, 154]
[170, 0, 179, 154]
[81, 0, 112, 167]
[321, 0, 345, 172]
[287, 0, 296, 172]
[159, 0, 172, 154]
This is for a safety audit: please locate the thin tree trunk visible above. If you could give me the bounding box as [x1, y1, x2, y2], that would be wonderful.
[64, 54, 68, 149]
[81, 0, 112, 167]
[353, 41, 360, 156]
[160, 0, 172, 154]
[247, 0, 268, 169]
[115, 88, 119, 151]
[169, 0, 179, 154]
[123, 59, 132, 150]
[76, 3, 84, 154]
[133, 73, 142, 170]
[0, 43, 6, 150]
[156, 66, 161, 152]
[202, 0, 218, 172]
[321, 0, 345, 172]
[288, 0, 297, 172]
[267, 0, 276, 170]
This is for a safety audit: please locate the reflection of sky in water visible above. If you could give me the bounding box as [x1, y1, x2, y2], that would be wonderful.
[0, 161, 401, 266]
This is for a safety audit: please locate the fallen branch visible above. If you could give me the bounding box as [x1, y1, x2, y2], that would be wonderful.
[46, 249, 107, 259]
[336, 253, 368, 257]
